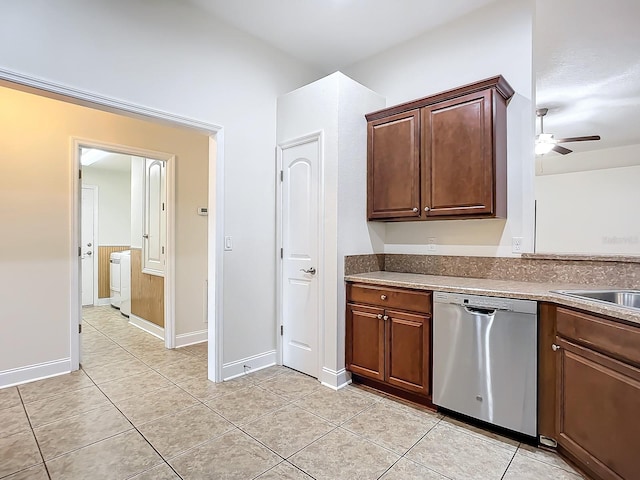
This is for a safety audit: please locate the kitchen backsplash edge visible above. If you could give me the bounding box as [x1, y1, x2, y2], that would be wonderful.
[344, 254, 640, 289]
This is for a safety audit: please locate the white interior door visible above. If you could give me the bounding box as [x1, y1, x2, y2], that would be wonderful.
[281, 137, 320, 378]
[81, 186, 96, 306]
[143, 158, 166, 276]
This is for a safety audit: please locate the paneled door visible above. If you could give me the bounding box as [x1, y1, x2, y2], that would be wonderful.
[143, 158, 166, 276]
[81, 186, 96, 306]
[281, 136, 320, 378]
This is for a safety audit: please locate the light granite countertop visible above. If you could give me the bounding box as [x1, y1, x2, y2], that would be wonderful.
[345, 271, 640, 326]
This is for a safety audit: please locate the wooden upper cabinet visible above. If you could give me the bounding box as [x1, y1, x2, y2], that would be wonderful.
[367, 110, 421, 220]
[422, 90, 495, 217]
[366, 76, 513, 221]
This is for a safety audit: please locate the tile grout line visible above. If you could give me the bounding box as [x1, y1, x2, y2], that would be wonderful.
[15, 387, 52, 480]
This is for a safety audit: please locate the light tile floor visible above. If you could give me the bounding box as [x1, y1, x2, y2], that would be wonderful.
[0, 306, 586, 480]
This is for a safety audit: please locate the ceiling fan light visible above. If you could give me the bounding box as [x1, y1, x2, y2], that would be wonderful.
[535, 133, 556, 155]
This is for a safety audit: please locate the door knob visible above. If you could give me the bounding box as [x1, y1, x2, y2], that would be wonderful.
[412, 207, 419, 213]
[86, 251, 92, 256]
[424, 206, 431, 212]
[143, 234, 149, 239]
[300, 267, 316, 275]
[383, 315, 389, 321]
[551, 344, 561, 352]
[380, 295, 387, 300]
[87, 243, 92, 247]
[377, 314, 383, 319]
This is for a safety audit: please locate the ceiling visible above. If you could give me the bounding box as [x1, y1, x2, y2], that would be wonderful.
[82, 150, 132, 173]
[535, 0, 640, 154]
[185, 0, 498, 72]
[183, 0, 640, 155]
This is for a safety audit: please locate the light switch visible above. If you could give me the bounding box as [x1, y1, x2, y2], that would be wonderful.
[224, 236, 233, 251]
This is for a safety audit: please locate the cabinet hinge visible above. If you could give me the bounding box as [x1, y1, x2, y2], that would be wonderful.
[280, 325, 283, 336]
[78, 247, 82, 257]
[280, 170, 283, 182]
[79, 324, 82, 334]
[162, 246, 165, 254]
[79, 169, 82, 179]
[280, 247, 283, 259]
[162, 202, 165, 211]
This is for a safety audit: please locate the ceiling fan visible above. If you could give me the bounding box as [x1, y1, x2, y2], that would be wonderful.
[535, 108, 601, 155]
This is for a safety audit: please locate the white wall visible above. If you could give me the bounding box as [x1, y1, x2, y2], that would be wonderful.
[82, 162, 132, 246]
[535, 144, 640, 254]
[0, 0, 321, 373]
[277, 72, 385, 387]
[130, 157, 144, 249]
[344, 0, 536, 257]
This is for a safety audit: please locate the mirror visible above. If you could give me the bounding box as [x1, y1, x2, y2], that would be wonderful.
[534, 0, 640, 255]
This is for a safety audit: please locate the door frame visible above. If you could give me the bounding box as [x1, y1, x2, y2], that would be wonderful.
[80, 184, 99, 306]
[74, 139, 176, 345]
[0, 68, 226, 382]
[276, 131, 325, 380]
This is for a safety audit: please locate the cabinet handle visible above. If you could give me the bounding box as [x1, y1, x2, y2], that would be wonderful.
[377, 314, 383, 319]
[412, 207, 419, 213]
[551, 344, 561, 352]
[383, 315, 389, 321]
[380, 295, 387, 300]
[424, 206, 430, 212]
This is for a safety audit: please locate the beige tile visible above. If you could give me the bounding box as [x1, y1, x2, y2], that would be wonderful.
[440, 415, 519, 451]
[380, 458, 449, 480]
[25, 385, 110, 428]
[244, 365, 289, 383]
[80, 346, 136, 368]
[259, 371, 321, 401]
[243, 404, 335, 457]
[289, 428, 399, 480]
[133, 347, 195, 367]
[0, 431, 43, 478]
[2, 463, 49, 480]
[138, 404, 233, 458]
[294, 386, 379, 424]
[99, 370, 172, 402]
[169, 429, 280, 479]
[342, 400, 440, 454]
[34, 404, 132, 460]
[114, 385, 199, 425]
[129, 463, 180, 480]
[180, 342, 208, 358]
[0, 404, 31, 439]
[46, 430, 163, 480]
[206, 386, 290, 425]
[82, 357, 151, 384]
[177, 375, 253, 401]
[504, 451, 585, 480]
[518, 443, 582, 475]
[18, 370, 93, 404]
[0, 387, 22, 410]
[406, 423, 514, 480]
[256, 461, 314, 479]
[154, 357, 208, 384]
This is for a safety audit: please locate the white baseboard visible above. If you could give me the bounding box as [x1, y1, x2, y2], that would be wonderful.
[0, 358, 72, 389]
[129, 314, 164, 340]
[222, 350, 277, 381]
[175, 330, 208, 348]
[320, 367, 352, 390]
[95, 298, 112, 306]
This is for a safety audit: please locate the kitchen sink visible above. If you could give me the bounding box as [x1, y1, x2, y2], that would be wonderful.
[553, 289, 640, 310]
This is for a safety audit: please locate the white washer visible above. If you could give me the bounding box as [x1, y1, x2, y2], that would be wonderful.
[120, 250, 131, 317]
[110, 252, 122, 308]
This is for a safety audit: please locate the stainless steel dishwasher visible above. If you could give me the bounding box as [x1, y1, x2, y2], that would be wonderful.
[433, 292, 537, 437]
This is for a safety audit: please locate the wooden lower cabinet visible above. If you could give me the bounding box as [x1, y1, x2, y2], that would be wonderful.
[540, 303, 640, 480]
[556, 337, 640, 480]
[346, 283, 432, 403]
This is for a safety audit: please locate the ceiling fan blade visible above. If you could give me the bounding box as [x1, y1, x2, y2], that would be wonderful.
[555, 135, 601, 143]
[552, 145, 573, 155]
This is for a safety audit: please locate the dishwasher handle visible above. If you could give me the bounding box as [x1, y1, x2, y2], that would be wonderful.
[464, 305, 498, 316]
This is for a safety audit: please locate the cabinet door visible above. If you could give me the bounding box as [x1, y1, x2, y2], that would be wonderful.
[367, 110, 421, 220]
[346, 303, 385, 381]
[556, 337, 640, 480]
[421, 90, 494, 217]
[385, 309, 430, 395]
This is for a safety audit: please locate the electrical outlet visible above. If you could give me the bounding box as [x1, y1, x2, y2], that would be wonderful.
[512, 237, 523, 253]
[427, 237, 437, 252]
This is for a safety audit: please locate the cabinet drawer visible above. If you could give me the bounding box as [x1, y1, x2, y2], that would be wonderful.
[347, 283, 432, 314]
[556, 307, 640, 367]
